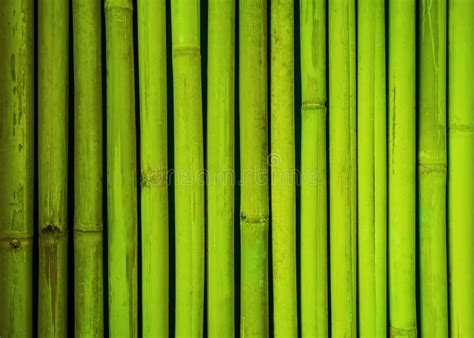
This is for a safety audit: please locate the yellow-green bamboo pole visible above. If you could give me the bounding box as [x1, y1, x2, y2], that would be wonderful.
[357, 0, 386, 337]
[137, 1, 169, 336]
[207, 0, 235, 337]
[105, 0, 138, 336]
[300, 0, 328, 336]
[239, 0, 269, 336]
[448, 0, 474, 336]
[419, 0, 448, 337]
[270, 1, 297, 337]
[388, 0, 417, 337]
[38, 0, 69, 336]
[328, 0, 356, 336]
[72, 0, 104, 336]
[171, 0, 205, 336]
[0, 1, 34, 337]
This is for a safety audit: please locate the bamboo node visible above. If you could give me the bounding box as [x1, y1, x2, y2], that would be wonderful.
[104, 1, 133, 11]
[40, 224, 66, 240]
[301, 101, 327, 113]
[418, 163, 447, 173]
[141, 169, 168, 187]
[240, 212, 268, 224]
[449, 123, 474, 133]
[172, 45, 201, 57]
[389, 325, 417, 338]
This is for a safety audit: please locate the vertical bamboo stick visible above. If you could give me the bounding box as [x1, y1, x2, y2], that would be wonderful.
[448, 0, 474, 336]
[357, 0, 387, 337]
[239, 0, 269, 336]
[37, 0, 69, 336]
[0, 1, 34, 337]
[207, 0, 235, 337]
[271, 1, 297, 337]
[171, 0, 205, 336]
[328, 0, 356, 336]
[388, 0, 417, 336]
[104, 0, 138, 336]
[300, 0, 328, 336]
[137, 1, 169, 336]
[72, 0, 104, 336]
[419, 0, 448, 337]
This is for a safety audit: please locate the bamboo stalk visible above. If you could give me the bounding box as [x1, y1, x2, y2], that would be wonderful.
[328, 0, 356, 336]
[299, 0, 328, 336]
[270, 1, 297, 337]
[137, 0, 169, 337]
[207, 0, 235, 337]
[171, 0, 205, 336]
[239, 1, 269, 336]
[388, 0, 417, 336]
[72, 0, 104, 336]
[357, 0, 387, 337]
[37, 0, 69, 336]
[419, 0, 448, 337]
[0, 1, 34, 337]
[448, 0, 474, 336]
[104, 0, 138, 336]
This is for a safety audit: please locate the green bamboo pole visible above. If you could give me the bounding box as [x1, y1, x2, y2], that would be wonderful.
[137, 1, 169, 336]
[72, 0, 103, 336]
[239, 0, 269, 336]
[300, 0, 328, 336]
[270, 1, 297, 337]
[388, 0, 417, 336]
[171, 0, 205, 336]
[448, 0, 474, 336]
[105, 0, 138, 336]
[328, 0, 356, 336]
[207, 0, 235, 337]
[419, 0, 448, 337]
[38, 0, 69, 336]
[357, 0, 387, 337]
[0, 1, 34, 337]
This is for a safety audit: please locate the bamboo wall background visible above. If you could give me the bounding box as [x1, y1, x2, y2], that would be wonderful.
[0, 0, 473, 337]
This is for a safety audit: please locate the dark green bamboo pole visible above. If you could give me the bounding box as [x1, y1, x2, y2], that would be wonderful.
[171, 0, 205, 336]
[137, 1, 169, 336]
[239, 0, 269, 336]
[300, 0, 328, 336]
[105, 0, 138, 336]
[38, 0, 69, 336]
[72, 0, 104, 336]
[271, 0, 297, 337]
[207, 0, 235, 336]
[448, 0, 474, 336]
[388, 0, 417, 337]
[0, 1, 34, 337]
[419, 0, 448, 337]
[329, 0, 357, 336]
[357, 0, 387, 337]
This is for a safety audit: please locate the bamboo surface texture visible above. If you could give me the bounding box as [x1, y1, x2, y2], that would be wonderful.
[388, 0, 417, 337]
[38, 0, 69, 336]
[239, 0, 270, 337]
[357, 0, 387, 337]
[300, 0, 328, 336]
[0, 1, 34, 337]
[105, 0, 138, 336]
[448, 0, 474, 336]
[207, 0, 235, 337]
[419, 0, 448, 337]
[171, 0, 205, 336]
[270, 1, 297, 337]
[0, 2, 473, 337]
[138, 1, 169, 337]
[72, 0, 104, 337]
[329, 0, 357, 336]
